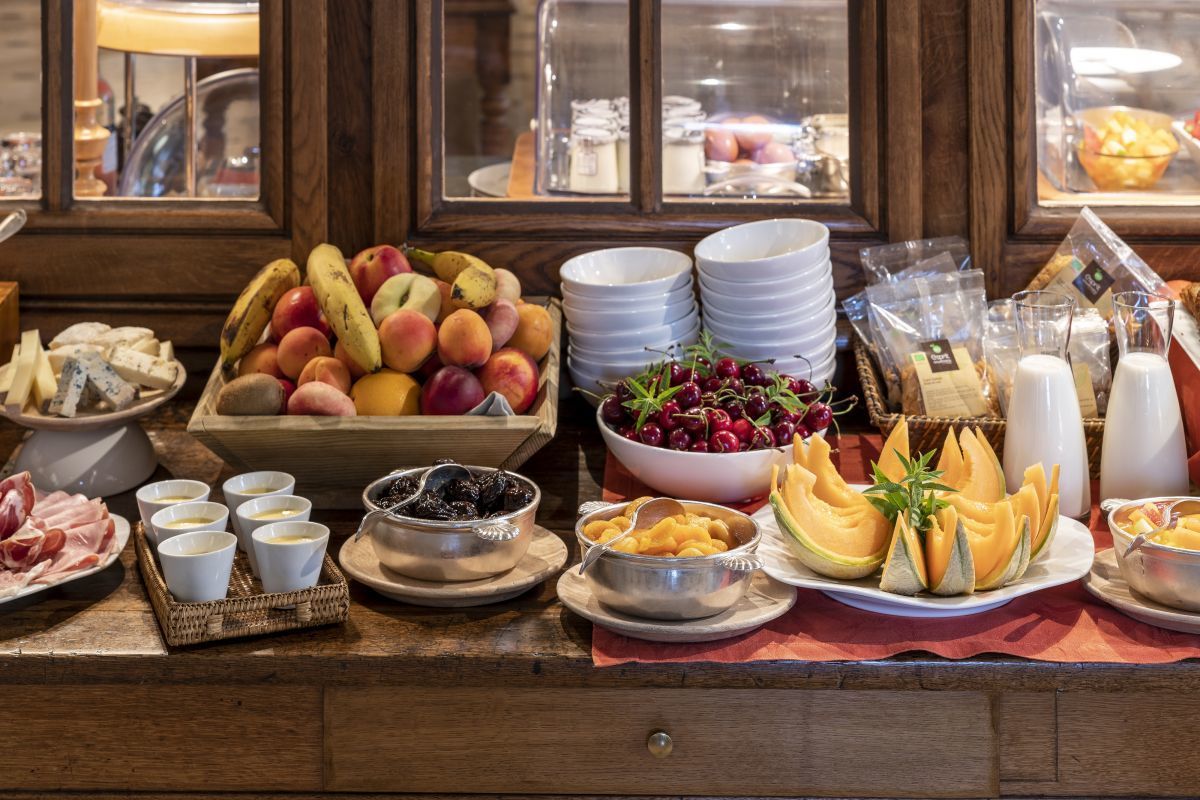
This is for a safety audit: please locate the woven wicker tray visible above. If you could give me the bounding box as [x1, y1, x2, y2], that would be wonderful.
[134, 523, 350, 647]
[853, 336, 1105, 479]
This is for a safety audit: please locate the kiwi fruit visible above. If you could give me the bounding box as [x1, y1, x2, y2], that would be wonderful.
[216, 373, 283, 416]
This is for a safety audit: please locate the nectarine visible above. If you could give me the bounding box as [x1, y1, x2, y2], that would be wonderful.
[437, 309, 492, 368]
[287, 380, 356, 416]
[238, 342, 283, 378]
[378, 309, 437, 373]
[298, 356, 352, 394]
[277, 326, 333, 379]
[421, 366, 485, 415]
[476, 347, 539, 414]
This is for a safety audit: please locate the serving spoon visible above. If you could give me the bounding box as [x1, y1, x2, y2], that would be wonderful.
[354, 462, 473, 541]
[1117, 498, 1200, 557]
[577, 496, 687, 574]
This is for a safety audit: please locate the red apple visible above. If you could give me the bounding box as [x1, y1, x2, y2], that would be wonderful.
[349, 244, 413, 305]
[420, 366, 486, 415]
[272, 286, 329, 340]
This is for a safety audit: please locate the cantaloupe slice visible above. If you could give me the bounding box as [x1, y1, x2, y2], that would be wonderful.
[1023, 462, 1060, 560]
[770, 464, 891, 580]
[952, 428, 1006, 502]
[876, 417, 909, 484]
[936, 429, 964, 488]
[928, 506, 975, 595]
[880, 515, 928, 596]
[972, 501, 1029, 591]
[1009, 484, 1042, 550]
[804, 433, 878, 515]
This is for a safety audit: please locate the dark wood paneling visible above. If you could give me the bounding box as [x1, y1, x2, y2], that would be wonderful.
[967, 0, 1008, 296]
[327, 0, 374, 252]
[886, 0, 923, 241]
[920, 0, 969, 238]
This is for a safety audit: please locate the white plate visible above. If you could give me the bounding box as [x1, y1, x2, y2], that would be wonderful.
[1083, 548, 1200, 634]
[754, 497, 1095, 618]
[0, 513, 130, 605]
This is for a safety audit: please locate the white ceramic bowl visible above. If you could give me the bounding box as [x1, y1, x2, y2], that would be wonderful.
[597, 406, 795, 503]
[698, 263, 832, 300]
[568, 346, 669, 374]
[699, 284, 833, 328]
[560, 247, 693, 299]
[569, 336, 696, 363]
[697, 277, 831, 316]
[694, 219, 831, 282]
[567, 316, 700, 351]
[563, 296, 697, 332]
[719, 331, 838, 367]
[772, 351, 837, 383]
[704, 295, 837, 342]
[568, 362, 609, 402]
[563, 283, 693, 312]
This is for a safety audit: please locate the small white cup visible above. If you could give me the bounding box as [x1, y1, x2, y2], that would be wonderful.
[157, 530, 237, 603]
[136, 479, 211, 538]
[222, 471, 296, 539]
[150, 501, 230, 548]
[252, 521, 329, 595]
[234, 495, 313, 576]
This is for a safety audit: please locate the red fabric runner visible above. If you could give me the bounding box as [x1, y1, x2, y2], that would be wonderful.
[593, 434, 1200, 666]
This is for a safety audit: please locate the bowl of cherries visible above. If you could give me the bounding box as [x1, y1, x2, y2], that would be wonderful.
[596, 337, 846, 503]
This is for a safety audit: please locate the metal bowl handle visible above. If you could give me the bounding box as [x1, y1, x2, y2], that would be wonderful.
[577, 500, 614, 517]
[474, 521, 521, 542]
[716, 554, 763, 573]
[1100, 498, 1130, 514]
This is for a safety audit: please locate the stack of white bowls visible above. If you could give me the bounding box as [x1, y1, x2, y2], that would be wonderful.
[560, 247, 701, 397]
[695, 218, 837, 386]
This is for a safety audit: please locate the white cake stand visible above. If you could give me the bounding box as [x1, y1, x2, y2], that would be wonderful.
[0, 364, 187, 497]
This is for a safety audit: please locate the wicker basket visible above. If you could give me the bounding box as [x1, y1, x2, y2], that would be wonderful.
[187, 299, 562, 508]
[135, 524, 350, 647]
[853, 336, 1105, 479]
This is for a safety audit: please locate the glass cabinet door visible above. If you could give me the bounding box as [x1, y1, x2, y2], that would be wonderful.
[1035, 0, 1200, 207]
[0, 0, 42, 199]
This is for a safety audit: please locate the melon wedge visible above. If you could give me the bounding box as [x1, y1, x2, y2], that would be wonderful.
[950, 428, 1006, 502]
[876, 417, 909, 484]
[971, 501, 1029, 591]
[770, 464, 891, 580]
[880, 515, 928, 596]
[928, 507, 975, 595]
[936, 429, 964, 488]
[1030, 464, 1060, 560]
[804, 433, 878, 515]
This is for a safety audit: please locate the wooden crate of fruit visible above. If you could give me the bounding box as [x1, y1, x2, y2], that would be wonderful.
[188, 246, 560, 508]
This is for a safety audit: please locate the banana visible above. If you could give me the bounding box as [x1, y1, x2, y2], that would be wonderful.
[406, 247, 494, 284]
[450, 265, 498, 309]
[219, 258, 301, 372]
[306, 243, 382, 373]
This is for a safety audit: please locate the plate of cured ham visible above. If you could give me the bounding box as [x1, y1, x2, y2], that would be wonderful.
[0, 471, 128, 602]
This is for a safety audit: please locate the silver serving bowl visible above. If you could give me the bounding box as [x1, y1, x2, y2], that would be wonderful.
[361, 466, 539, 582]
[1105, 496, 1200, 612]
[574, 499, 762, 621]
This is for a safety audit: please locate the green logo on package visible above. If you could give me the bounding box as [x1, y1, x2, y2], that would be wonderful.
[919, 338, 958, 374]
[1071, 258, 1115, 304]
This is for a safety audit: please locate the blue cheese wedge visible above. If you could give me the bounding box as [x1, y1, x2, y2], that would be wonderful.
[75, 351, 138, 410]
[48, 356, 89, 418]
[48, 343, 104, 374]
[106, 347, 178, 390]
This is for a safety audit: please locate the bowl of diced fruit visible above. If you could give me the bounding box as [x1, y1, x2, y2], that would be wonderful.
[1106, 496, 1200, 612]
[1076, 106, 1179, 191]
[595, 335, 847, 503]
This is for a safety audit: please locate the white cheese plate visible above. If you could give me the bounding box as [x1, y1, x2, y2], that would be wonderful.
[754, 498, 1095, 618]
[0, 514, 130, 606]
[0, 361, 186, 432]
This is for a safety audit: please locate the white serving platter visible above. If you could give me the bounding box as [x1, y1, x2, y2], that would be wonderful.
[1083, 548, 1200, 635]
[754, 497, 1095, 618]
[0, 513, 130, 605]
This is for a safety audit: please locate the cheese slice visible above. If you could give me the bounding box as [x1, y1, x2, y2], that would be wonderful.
[76, 351, 138, 410]
[31, 346, 57, 413]
[91, 326, 155, 351]
[48, 356, 89, 418]
[5, 330, 41, 413]
[106, 347, 178, 390]
[159, 340, 174, 362]
[0, 345, 19, 395]
[48, 343, 103, 374]
[49, 322, 110, 349]
[130, 337, 160, 356]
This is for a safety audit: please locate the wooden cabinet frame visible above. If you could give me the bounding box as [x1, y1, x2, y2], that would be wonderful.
[969, 0, 1200, 298]
[373, 0, 928, 296]
[0, 0, 328, 346]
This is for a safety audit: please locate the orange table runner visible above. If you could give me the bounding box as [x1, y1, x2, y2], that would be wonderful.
[593, 435, 1200, 666]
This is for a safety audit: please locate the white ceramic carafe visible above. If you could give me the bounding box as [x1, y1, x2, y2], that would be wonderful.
[1100, 292, 1188, 501]
[1002, 291, 1091, 518]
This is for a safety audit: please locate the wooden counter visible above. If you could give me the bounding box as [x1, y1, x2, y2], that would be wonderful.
[0, 390, 1194, 799]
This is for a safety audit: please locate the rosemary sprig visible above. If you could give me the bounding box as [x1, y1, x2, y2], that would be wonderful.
[862, 450, 956, 535]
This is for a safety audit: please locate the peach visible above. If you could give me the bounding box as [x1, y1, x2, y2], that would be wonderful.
[348, 244, 412, 305]
[378, 308, 437, 373]
[334, 338, 369, 379]
[272, 286, 329, 341]
[238, 342, 283, 378]
[507, 303, 552, 361]
[350, 369, 421, 416]
[493, 268, 522, 304]
[287, 380, 356, 416]
[421, 366, 486, 415]
[277, 378, 296, 413]
[298, 356, 352, 394]
[277, 326, 333, 379]
[437, 309, 492, 368]
[433, 279, 455, 323]
[476, 347, 540, 414]
[481, 298, 519, 351]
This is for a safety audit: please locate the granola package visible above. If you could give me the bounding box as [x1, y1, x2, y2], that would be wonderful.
[860, 236, 972, 284]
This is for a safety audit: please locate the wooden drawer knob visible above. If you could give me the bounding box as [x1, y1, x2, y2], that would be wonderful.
[646, 730, 673, 759]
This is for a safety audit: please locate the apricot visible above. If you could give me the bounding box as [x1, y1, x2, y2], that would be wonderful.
[287, 380, 356, 416]
[297, 356, 352, 394]
[476, 347, 539, 414]
[378, 308, 437, 373]
[350, 369, 421, 416]
[437, 309, 492, 368]
[238, 342, 283, 378]
[276, 326, 332, 380]
[507, 303, 553, 361]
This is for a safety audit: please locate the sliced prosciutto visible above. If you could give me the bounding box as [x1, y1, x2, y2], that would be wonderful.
[0, 473, 119, 597]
